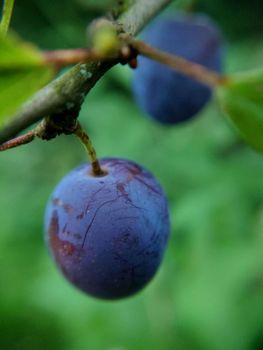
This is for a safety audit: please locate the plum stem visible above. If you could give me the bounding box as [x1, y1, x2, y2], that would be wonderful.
[129, 38, 229, 87]
[74, 122, 104, 176]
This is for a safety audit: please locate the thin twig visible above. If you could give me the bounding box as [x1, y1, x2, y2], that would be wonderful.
[43, 48, 115, 69]
[130, 39, 229, 87]
[0, 131, 35, 151]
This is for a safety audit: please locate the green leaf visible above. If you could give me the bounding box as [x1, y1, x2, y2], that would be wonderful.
[217, 69, 263, 153]
[0, 32, 46, 68]
[0, 33, 54, 126]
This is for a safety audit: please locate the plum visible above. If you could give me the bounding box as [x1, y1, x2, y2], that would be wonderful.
[44, 158, 170, 300]
[133, 13, 223, 124]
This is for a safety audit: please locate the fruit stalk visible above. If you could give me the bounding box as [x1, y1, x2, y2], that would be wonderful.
[74, 122, 104, 176]
[131, 38, 228, 87]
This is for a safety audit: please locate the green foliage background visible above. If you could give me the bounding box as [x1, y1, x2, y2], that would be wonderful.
[1, 1, 263, 349]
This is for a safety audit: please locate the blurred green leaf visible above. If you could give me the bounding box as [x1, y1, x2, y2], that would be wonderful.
[217, 69, 263, 153]
[0, 32, 47, 67]
[0, 33, 54, 125]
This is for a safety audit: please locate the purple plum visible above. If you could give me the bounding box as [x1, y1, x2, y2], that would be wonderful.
[133, 13, 223, 124]
[44, 158, 170, 300]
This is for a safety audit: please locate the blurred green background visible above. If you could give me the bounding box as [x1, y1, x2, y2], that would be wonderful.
[1, 0, 263, 349]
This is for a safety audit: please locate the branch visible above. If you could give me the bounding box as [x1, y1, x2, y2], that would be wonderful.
[130, 39, 228, 87]
[119, 0, 171, 35]
[43, 48, 103, 68]
[0, 0, 172, 144]
[0, 60, 115, 143]
[0, 131, 35, 151]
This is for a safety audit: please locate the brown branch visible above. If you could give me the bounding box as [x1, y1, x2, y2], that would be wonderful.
[130, 39, 229, 87]
[0, 131, 35, 151]
[43, 49, 102, 69]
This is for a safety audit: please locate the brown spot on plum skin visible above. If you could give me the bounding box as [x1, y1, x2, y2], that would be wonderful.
[52, 198, 59, 205]
[62, 242, 75, 256]
[76, 212, 84, 220]
[116, 182, 126, 193]
[52, 197, 73, 213]
[116, 162, 162, 196]
[105, 159, 141, 178]
[49, 210, 76, 258]
[106, 159, 161, 196]
[125, 163, 141, 176]
[116, 181, 134, 204]
[49, 231, 76, 258]
[49, 210, 59, 236]
[63, 203, 73, 213]
[73, 233, 82, 240]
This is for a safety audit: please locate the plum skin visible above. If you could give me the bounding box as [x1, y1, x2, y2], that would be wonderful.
[44, 158, 170, 300]
[133, 13, 223, 124]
